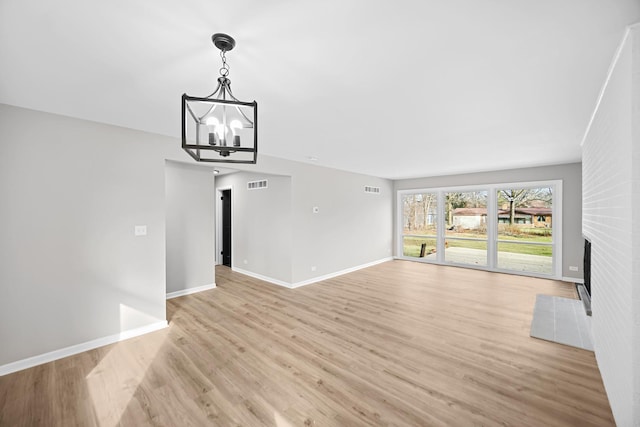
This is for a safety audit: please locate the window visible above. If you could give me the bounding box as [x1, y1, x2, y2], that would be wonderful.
[496, 186, 553, 275]
[402, 193, 437, 257]
[398, 181, 561, 278]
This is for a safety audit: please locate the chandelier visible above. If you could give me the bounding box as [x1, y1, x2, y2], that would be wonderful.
[182, 33, 257, 164]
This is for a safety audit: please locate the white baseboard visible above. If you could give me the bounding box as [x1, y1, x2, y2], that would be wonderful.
[563, 277, 584, 284]
[232, 268, 294, 288]
[166, 283, 216, 299]
[233, 257, 393, 289]
[291, 257, 393, 288]
[0, 320, 168, 376]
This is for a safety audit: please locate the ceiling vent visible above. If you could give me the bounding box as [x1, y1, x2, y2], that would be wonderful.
[364, 185, 381, 194]
[247, 179, 268, 190]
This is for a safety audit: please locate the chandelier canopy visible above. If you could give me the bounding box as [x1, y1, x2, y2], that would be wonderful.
[182, 33, 257, 164]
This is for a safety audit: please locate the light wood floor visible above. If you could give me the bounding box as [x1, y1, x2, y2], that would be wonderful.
[0, 261, 613, 426]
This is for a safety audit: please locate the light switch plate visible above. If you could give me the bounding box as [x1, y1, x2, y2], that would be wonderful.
[135, 225, 147, 236]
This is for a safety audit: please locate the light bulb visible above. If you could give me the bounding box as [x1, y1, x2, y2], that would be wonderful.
[205, 117, 220, 146]
[230, 119, 242, 147]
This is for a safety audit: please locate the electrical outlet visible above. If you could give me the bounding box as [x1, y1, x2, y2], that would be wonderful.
[569, 266, 578, 272]
[311, 266, 317, 272]
[243, 259, 248, 265]
[312, 206, 319, 214]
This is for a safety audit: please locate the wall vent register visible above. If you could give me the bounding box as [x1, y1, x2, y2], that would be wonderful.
[365, 186, 381, 194]
[247, 180, 268, 190]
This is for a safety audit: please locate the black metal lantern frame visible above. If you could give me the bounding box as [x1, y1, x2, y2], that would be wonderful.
[182, 34, 258, 164]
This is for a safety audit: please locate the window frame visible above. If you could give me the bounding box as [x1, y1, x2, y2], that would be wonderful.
[396, 180, 562, 279]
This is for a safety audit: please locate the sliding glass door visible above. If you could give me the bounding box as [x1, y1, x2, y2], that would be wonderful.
[398, 181, 560, 278]
[444, 191, 488, 267]
[496, 186, 554, 275]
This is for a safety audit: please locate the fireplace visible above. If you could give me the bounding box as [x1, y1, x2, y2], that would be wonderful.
[583, 238, 591, 296]
[577, 237, 592, 315]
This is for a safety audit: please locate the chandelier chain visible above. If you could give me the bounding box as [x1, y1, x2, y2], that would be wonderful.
[219, 50, 230, 77]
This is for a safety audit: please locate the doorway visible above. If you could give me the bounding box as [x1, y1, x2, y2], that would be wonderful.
[220, 189, 232, 267]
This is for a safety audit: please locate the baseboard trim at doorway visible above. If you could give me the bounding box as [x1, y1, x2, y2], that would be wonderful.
[233, 257, 394, 289]
[166, 283, 216, 300]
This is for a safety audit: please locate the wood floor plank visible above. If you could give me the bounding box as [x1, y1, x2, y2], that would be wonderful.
[0, 261, 613, 426]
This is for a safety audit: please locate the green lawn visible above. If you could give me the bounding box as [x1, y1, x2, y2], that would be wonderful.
[497, 234, 552, 243]
[496, 242, 552, 256]
[403, 238, 437, 257]
[403, 234, 552, 257]
[444, 231, 552, 243]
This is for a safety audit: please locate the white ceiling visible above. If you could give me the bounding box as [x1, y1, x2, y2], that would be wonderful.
[1, 1, 638, 179]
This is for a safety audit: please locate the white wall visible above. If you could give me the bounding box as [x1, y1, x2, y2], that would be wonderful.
[394, 163, 583, 280]
[215, 172, 293, 283]
[0, 104, 197, 369]
[582, 24, 640, 426]
[0, 103, 393, 369]
[290, 166, 393, 283]
[215, 158, 394, 286]
[165, 161, 215, 294]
